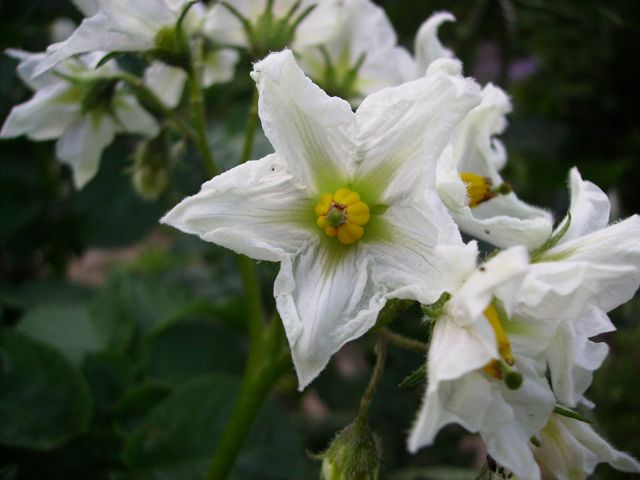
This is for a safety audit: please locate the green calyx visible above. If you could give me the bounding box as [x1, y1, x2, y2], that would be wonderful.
[80, 79, 118, 114]
[319, 420, 381, 480]
[152, 26, 190, 68]
[317, 46, 366, 101]
[222, 0, 317, 59]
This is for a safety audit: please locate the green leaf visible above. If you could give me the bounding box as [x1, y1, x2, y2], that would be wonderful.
[82, 352, 136, 411]
[16, 303, 103, 365]
[124, 374, 309, 480]
[113, 381, 173, 434]
[0, 331, 93, 450]
[144, 318, 246, 384]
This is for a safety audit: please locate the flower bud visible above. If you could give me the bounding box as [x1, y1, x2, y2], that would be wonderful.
[131, 137, 171, 201]
[319, 420, 381, 480]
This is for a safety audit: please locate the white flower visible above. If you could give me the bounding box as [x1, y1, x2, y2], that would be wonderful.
[511, 168, 640, 406]
[436, 83, 554, 249]
[413, 11, 456, 76]
[161, 50, 481, 389]
[297, 0, 414, 103]
[1, 51, 158, 188]
[33, 0, 198, 77]
[409, 247, 556, 480]
[534, 414, 640, 479]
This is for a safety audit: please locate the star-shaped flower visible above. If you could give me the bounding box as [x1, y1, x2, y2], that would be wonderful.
[162, 50, 481, 388]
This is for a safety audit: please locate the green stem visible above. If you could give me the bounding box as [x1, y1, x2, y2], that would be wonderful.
[357, 337, 387, 425]
[237, 255, 265, 370]
[189, 40, 218, 178]
[240, 86, 260, 164]
[378, 328, 427, 352]
[205, 349, 290, 480]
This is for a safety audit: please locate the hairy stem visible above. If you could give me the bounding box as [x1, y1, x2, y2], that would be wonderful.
[357, 336, 387, 425]
[378, 328, 428, 353]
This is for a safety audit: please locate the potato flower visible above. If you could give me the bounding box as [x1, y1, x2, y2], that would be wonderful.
[162, 51, 481, 388]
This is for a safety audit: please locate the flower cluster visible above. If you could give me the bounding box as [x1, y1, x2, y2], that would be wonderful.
[2, 1, 639, 479]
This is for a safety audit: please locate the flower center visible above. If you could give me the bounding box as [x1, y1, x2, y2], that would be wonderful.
[315, 188, 370, 245]
[459, 172, 511, 208]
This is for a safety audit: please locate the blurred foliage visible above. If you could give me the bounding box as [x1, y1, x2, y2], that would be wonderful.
[0, 0, 639, 479]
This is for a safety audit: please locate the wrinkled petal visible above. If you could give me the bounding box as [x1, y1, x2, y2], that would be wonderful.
[251, 49, 355, 192]
[161, 153, 314, 262]
[275, 238, 385, 389]
[365, 201, 475, 307]
[409, 355, 553, 477]
[562, 167, 610, 242]
[34, 0, 179, 76]
[1, 83, 80, 141]
[409, 371, 493, 451]
[202, 49, 239, 87]
[112, 91, 159, 136]
[55, 111, 117, 188]
[448, 246, 529, 327]
[546, 305, 614, 406]
[414, 11, 455, 75]
[535, 414, 640, 478]
[144, 61, 187, 108]
[534, 215, 640, 313]
[426, 311, 497, 395]
[482, 357, 553, 480]
[354, 58, 481, 203]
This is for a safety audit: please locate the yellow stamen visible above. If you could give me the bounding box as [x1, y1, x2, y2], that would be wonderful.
[482, 304, 516, 380]
[460, 172, 495, 208]
[315, 188, 370, 245]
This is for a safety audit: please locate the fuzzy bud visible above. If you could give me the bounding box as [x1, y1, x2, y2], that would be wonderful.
[319, 420, 381, 480]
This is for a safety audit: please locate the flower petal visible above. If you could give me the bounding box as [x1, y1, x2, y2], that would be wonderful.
[414, 11, 455, 75]
[365, 201, 475, 306]
[408, 370, 494, 451]
[251, 49, 355, 192]
[144, 61, 187, 108]
[71, 0, 99, 16]
[561, 167, 610, 242]
[274, 238, 385, 389]
[55, 111, 117, 188]
[545, 305, 613, 406]
[449, 246, 529, 327]
[1, 83, 81, 141]
[537, 215, 640, 313]
[535, 415, 640, 478]
[112, 91, 160, 136]
[34, 0, 178, 76]
[202, 49, 239, 87]
[161, 153, 314, 262]
[481, 357, 553, 480]
[426, 311, 497, 395]
[354, 58, 481, 202]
